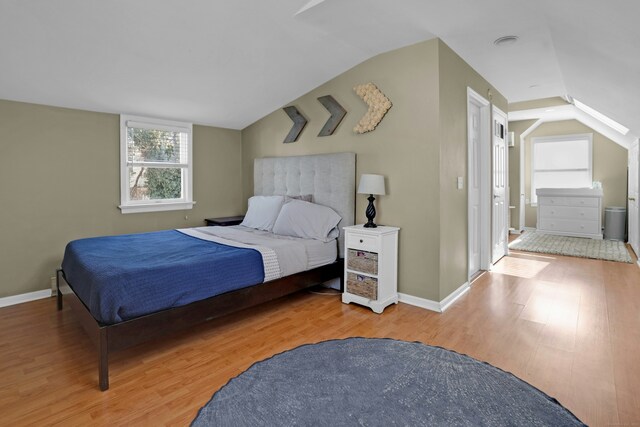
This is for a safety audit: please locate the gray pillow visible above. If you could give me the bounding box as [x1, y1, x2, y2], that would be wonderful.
[285, 194, 313, 203]
[240, 195, 285, 231]
[272, 200, 341, 242]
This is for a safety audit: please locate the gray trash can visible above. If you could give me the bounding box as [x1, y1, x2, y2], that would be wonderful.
[604, 207, 626, 241]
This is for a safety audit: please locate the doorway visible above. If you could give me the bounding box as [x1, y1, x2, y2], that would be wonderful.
[467, 88, 490, 280]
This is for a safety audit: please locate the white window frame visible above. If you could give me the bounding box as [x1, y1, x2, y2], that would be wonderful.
[531, 133, 593, 205]
[119, 114, 195, 214]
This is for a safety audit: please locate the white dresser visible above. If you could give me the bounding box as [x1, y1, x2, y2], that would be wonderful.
[536, 188, 603, 239]
[342, 225, 399, 314]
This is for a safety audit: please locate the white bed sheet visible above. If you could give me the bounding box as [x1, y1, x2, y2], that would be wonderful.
[229, 226, 338, 271]
[179, 226, 337, 278]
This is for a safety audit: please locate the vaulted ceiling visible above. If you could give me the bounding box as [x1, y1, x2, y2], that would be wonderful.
[1, 0, 638, 139]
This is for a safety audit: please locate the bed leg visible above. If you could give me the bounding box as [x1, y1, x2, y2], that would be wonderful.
[56, 269, 63, 311]
[98, 329, 109, 391]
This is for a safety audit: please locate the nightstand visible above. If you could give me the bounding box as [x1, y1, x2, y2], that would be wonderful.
[204, 215, 245, 226]
[342, 225, 399, 314]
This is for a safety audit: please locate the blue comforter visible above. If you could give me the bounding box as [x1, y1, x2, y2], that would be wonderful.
[61, 230, 264, 324]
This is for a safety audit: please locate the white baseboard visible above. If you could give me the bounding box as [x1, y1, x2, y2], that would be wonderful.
[524, 226, 536, 232]
[0, 289, 52, 308]
[439, 281, 470, 311]
[509, 229, 523, 235]
[398, 281, 470, 313]
[398, 293, 442, 312]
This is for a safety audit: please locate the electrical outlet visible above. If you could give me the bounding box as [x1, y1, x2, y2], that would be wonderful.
[457, 176, 464, 190]
[50, 276, 57, 296]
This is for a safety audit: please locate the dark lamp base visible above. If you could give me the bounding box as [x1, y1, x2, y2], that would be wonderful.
[364, 194, 377, 228]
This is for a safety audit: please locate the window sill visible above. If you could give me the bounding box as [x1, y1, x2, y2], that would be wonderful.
[119, 201, 196, 214]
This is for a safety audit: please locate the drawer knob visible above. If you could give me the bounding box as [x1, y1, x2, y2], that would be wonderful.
[359, 239, 363, 243]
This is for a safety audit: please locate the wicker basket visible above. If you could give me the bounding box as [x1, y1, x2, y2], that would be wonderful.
[347, 249, 378, 275]
[346, 272, 378, 300]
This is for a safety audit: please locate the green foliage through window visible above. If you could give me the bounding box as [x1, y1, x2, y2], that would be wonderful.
[127, 127, 184, 200]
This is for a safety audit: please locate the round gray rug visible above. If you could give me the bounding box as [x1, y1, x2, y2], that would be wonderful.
[192, 338, 584, 426]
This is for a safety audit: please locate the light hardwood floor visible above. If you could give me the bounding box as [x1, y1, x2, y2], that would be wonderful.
[2, 249, 639, 426]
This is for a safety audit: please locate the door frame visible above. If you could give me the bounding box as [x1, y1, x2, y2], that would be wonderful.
[467, 87, 491, 282]
[628, 138, 640, 265]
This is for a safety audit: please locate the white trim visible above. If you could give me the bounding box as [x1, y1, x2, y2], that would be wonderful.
[398, 281, 470, 313]
[0, 289, 52, 308]
[440, 281, 471, 312]
[508, 105, 635, 149]
[119, 200, 196, 214]
[398, 293, 442, 312]
[524, 226, 536, 232]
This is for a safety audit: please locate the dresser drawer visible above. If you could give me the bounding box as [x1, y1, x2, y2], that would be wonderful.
[539, 218, 600, 234]
[346, 233, 379, 252]
[346, 272, 378, 300]
[567, 197, 599, 208]
[347, 249, 378, 275]
[539, 205, 599, 221]
[538, 196, 568, 206]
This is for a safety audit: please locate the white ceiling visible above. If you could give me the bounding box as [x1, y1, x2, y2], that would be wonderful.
[1, 0, 639, 137]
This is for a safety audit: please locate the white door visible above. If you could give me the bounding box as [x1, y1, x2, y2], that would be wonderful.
[468, 99, 482, 276]
[629, 139, 639, 258]
[467, 88, 490, 279]
[492, 107, 508, 264]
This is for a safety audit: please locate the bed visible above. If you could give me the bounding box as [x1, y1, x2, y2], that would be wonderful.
[57, 152, 355, 390]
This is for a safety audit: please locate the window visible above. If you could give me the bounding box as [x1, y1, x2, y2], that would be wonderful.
[119, 115, 194, 214]
[531, 133, 592, 205]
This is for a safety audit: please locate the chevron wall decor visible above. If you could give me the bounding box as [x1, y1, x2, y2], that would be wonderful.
[353, 82, 392, 134]
[282, 106, 308, 143]
[317, 95, 346, 137]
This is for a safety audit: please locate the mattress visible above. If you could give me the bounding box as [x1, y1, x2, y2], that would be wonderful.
[61, 227, 337, 324]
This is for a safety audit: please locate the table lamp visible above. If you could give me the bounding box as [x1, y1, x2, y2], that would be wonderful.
[357, 174, 386, 228]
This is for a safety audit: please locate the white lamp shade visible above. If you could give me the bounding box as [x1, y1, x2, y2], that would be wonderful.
[357, 174, 386, 195]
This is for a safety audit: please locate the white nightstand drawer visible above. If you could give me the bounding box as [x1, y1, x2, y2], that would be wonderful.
[346, 233, 379, 252]
[346, 272, 378, 300]
[347, 249, 378, 275]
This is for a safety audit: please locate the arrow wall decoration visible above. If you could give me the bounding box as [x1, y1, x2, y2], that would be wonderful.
[282, 106, 308, 143]
[353, 82, 392, 134]
[317, 95, 346, 137]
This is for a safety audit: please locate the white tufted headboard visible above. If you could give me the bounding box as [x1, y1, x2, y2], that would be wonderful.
[254, 152, 356, 257]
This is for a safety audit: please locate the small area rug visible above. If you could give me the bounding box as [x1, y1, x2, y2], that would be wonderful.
[509, 230, 633, 263]
[192, 338, 584, 426]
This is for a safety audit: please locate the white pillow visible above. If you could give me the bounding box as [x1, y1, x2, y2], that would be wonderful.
[272, 200, 341, 242]
[240, 196, 286, 231]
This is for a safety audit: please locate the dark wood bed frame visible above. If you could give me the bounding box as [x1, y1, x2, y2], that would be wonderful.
[56, 260, 343, 391]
